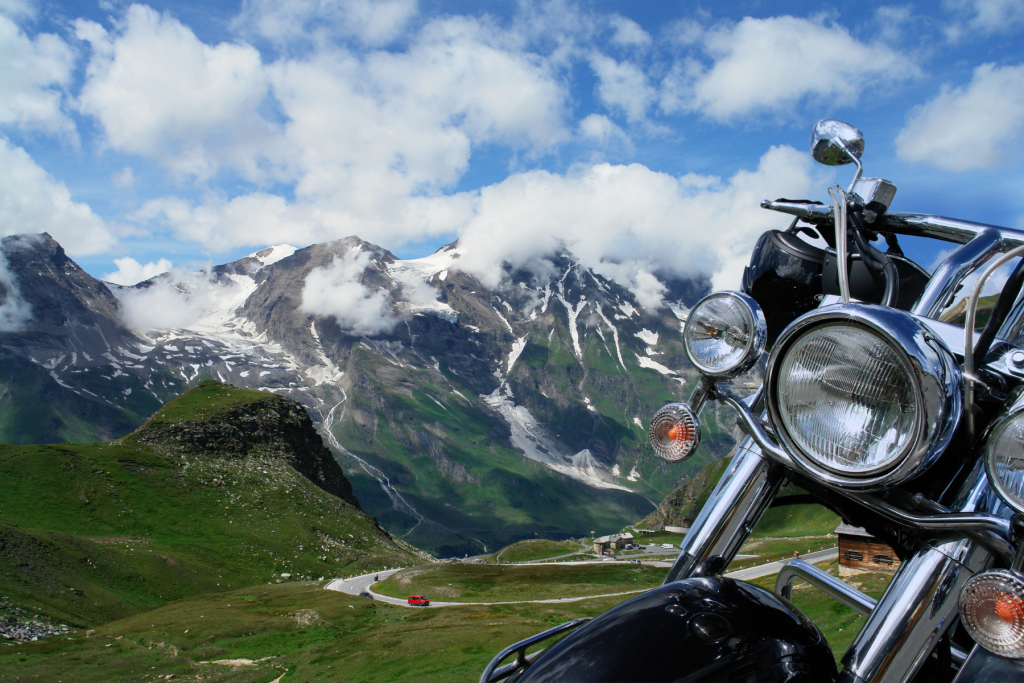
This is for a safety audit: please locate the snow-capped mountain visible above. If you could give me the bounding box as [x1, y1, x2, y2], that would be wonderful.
[0, 232, 748, 556]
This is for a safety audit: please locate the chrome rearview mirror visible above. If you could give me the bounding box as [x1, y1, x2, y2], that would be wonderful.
[810, 119, 864, 166]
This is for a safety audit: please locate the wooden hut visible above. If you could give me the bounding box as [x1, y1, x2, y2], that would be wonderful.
[836, 522, 901, 576]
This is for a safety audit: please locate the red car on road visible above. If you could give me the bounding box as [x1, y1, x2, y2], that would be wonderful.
[407, 595, 430, 606]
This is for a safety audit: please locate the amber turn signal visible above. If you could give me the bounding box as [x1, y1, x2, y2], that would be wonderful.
[649, 403, 701, 462]
[960, 569, 1024, 659]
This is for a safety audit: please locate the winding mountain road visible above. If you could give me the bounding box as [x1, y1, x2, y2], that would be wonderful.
[324, 547, 839, 608]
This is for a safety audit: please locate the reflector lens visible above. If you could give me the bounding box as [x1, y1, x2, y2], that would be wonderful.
[960, 570, 1024, 659]
[987, 411, 1024, 514]
[776, 324, 918, 476]
[649, 403, 701, 462]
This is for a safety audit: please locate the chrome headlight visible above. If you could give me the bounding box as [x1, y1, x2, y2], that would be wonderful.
[985, 403, 1024, 515]
[765, 304, 962, 489]
[684, 291, 766, 379]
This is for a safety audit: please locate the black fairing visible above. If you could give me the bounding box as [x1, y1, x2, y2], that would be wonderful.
[741, 230, 825, 348]
[515, 577, 838, 683]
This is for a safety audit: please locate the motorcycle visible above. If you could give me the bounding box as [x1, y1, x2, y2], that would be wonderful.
[480, 119, 1024, 682]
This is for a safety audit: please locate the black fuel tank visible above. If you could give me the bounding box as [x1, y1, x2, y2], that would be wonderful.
[515, 577, 837, 683]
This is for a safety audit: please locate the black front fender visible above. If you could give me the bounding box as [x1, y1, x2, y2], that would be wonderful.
[516, 576, 838, 683]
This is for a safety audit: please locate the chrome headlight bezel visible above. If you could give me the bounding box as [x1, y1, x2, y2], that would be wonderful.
[683, 291, 767, 379]
[765, 304, 963, 490]
[984, 399, 1024, 515]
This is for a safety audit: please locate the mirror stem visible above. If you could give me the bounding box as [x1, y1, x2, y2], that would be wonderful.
[833, 138, 864, 192]
[828, 185, 852, 303]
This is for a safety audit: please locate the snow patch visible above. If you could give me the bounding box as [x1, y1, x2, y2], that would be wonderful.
[250, 244, 297, 267]
[635, 329, 658, 346]
[618, 302, 637, 317]
[635, 353, 677, 376]
[668, 302, 690, 322]
[481, 387, 630, 491]
[507, 336, 528, 374]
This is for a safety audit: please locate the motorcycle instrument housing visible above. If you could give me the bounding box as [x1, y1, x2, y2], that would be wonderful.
[683, 291, 766, 379]
[765, 304, 962, 489]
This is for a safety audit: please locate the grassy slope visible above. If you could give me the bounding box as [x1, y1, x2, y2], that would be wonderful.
[0, 581, 630, 682]
[375, 564, 667, 603]
[490, 538, 589, 563]
[0, 383, 419, 629]
[1, 558, 895, 680]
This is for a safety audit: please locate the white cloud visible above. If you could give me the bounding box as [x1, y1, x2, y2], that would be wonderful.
[589, 52, 655, 123]
[128, 13, 567, 252]
[103, 256, 172, 285]
[0, 249, 32, 332]
[112, 166, 135, 188]
[661, 16, 918, 120]
[115, 268, 218, 331]
[896, 63, 1024, 171]
[0, 0, 37, 22]
[608, 14, 651, 47]
[578, 113, 630, 148]
[75, 5, 276, 181]
[0, 13, 76, 137]
[944, 0, 1024, 40]
[453, 145, 818, 299]
[0, 138, 116, 255]
[233, 0, 418, 47]
[300, 249, 399, 334]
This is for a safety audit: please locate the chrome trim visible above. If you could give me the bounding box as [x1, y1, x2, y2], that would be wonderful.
[984, 392, 1024, 516]
[776, 558, 876, 617]
[839, 537, 992, 683]
[883, 213, 1024, 247]
[964, 244, 1024, 438]
[829, 185, 852, 302]
[835, 491, 1014, 565]
[683, 291, 767, 379]
[720, 386, 1016, 563]
[479, 618, 592, 683]
[760, 198, 833, 223]
[764, 304, 963, 489]
[851, 178, 897, 213]
[663, 439, 786, 584]
[716, 389, 795, 468]
[811, 119, 865, 167]
[840, 458, 1004, 682]
[911, 230, 1004, 319]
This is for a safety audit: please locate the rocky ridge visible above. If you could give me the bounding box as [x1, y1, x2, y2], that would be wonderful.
[0, 231, 747, 556]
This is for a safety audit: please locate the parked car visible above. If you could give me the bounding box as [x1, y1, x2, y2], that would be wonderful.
[358, 590, 373, 600]
[407, 595, 430, 606]
[661, 543, 674, 549]
[624, 544, 634, 549]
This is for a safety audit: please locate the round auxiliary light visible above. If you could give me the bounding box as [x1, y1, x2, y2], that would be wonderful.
[649, 403, 701, 462]
[765, 304, 961, 489]
[683, 291, 767, 379]
[986, 407, 1024, 515]
[960, 570, 1024, 659]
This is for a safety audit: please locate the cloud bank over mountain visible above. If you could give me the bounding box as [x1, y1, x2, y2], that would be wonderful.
[2, 0, 1024, 307]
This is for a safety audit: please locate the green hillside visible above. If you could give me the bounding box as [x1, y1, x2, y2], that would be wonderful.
[0, 381, 422, 629]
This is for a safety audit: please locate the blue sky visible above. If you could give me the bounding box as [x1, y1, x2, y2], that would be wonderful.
[3, 0, 1024, 299]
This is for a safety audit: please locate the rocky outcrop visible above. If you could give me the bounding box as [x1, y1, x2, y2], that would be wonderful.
[639, 456, 732, 530]
[132, 383, 360, 509]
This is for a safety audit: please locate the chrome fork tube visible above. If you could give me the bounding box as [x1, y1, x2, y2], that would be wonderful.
[664, 438, 787, 584]
[839, 461, 1002, 683]
[839, 538, 991, 683]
